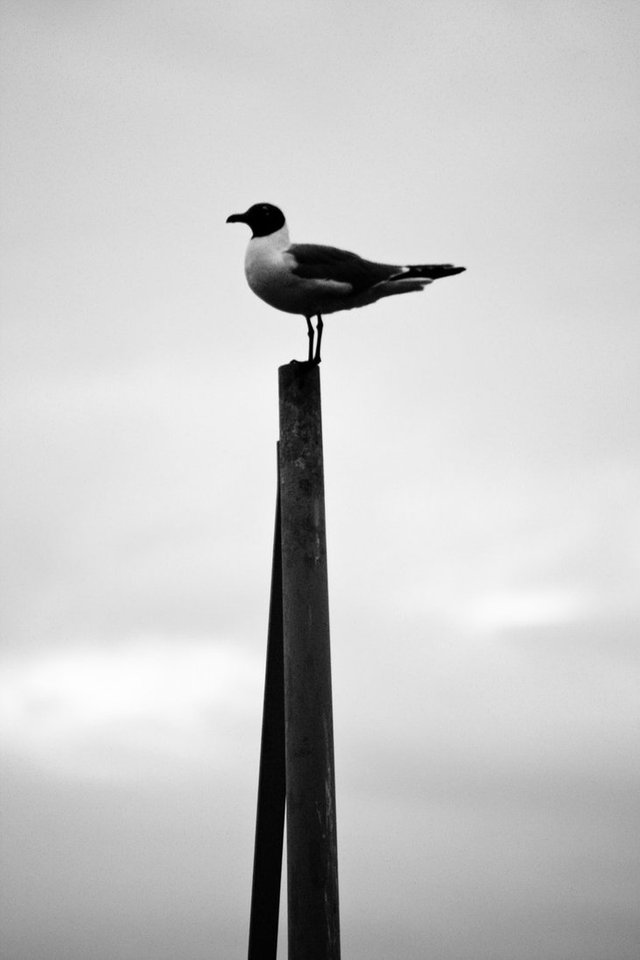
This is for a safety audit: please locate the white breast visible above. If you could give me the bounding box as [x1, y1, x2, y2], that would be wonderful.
[244, 225, 284, 291]
[244, 224, 312, 315]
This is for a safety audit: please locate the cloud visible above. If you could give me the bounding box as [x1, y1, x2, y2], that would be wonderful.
[0, 637, 263, 779]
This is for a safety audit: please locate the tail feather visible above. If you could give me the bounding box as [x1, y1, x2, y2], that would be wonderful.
[365, 261, 465, 304]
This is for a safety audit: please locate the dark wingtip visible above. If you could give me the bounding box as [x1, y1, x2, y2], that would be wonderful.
[404, 263, 467, 280]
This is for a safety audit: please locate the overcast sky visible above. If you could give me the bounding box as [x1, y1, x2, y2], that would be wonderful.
[1, 1, 639, 958]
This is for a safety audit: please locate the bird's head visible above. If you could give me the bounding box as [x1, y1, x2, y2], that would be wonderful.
[226, 203, 286, 238]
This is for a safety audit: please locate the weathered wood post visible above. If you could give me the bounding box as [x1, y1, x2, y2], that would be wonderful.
[278, 361, 340, 960]
[247, 475, 286, 960]
[247, 362, 340, 959]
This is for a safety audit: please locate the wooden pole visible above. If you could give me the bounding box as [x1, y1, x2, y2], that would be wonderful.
[278, 362, 341, 960]
[247, 469, 286, 960]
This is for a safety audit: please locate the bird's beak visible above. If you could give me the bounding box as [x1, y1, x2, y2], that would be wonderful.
[226, 212, 247, 224]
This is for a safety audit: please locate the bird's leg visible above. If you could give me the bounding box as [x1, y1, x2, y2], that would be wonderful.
[306, 316, 314, 362]
[313, 315, 323, 364]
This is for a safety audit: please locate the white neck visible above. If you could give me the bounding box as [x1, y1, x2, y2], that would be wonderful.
[249, 222, 290, 250]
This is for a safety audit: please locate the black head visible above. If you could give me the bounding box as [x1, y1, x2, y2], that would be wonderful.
[225, 203, 286, 238]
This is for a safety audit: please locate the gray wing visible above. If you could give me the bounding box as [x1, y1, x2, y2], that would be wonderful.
[289, 243, 403, 295]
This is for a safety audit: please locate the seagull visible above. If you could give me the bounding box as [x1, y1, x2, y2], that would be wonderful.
[226, 203, 465, 363]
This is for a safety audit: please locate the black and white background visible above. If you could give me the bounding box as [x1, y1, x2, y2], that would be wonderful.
[1, 2, 639, 958]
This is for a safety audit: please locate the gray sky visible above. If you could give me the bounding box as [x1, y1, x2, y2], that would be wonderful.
[1, 1, 639, 958]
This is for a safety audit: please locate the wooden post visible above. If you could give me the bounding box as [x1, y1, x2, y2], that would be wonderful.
[247, 470, 286, 960]
[278, 362, 341, 960]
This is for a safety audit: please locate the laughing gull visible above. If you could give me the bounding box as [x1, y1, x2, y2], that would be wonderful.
[226, 203, 465, 363]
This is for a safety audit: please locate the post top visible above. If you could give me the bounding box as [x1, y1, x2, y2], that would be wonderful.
[278, 360, 320, 373]
[278, 360, 321, 388]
